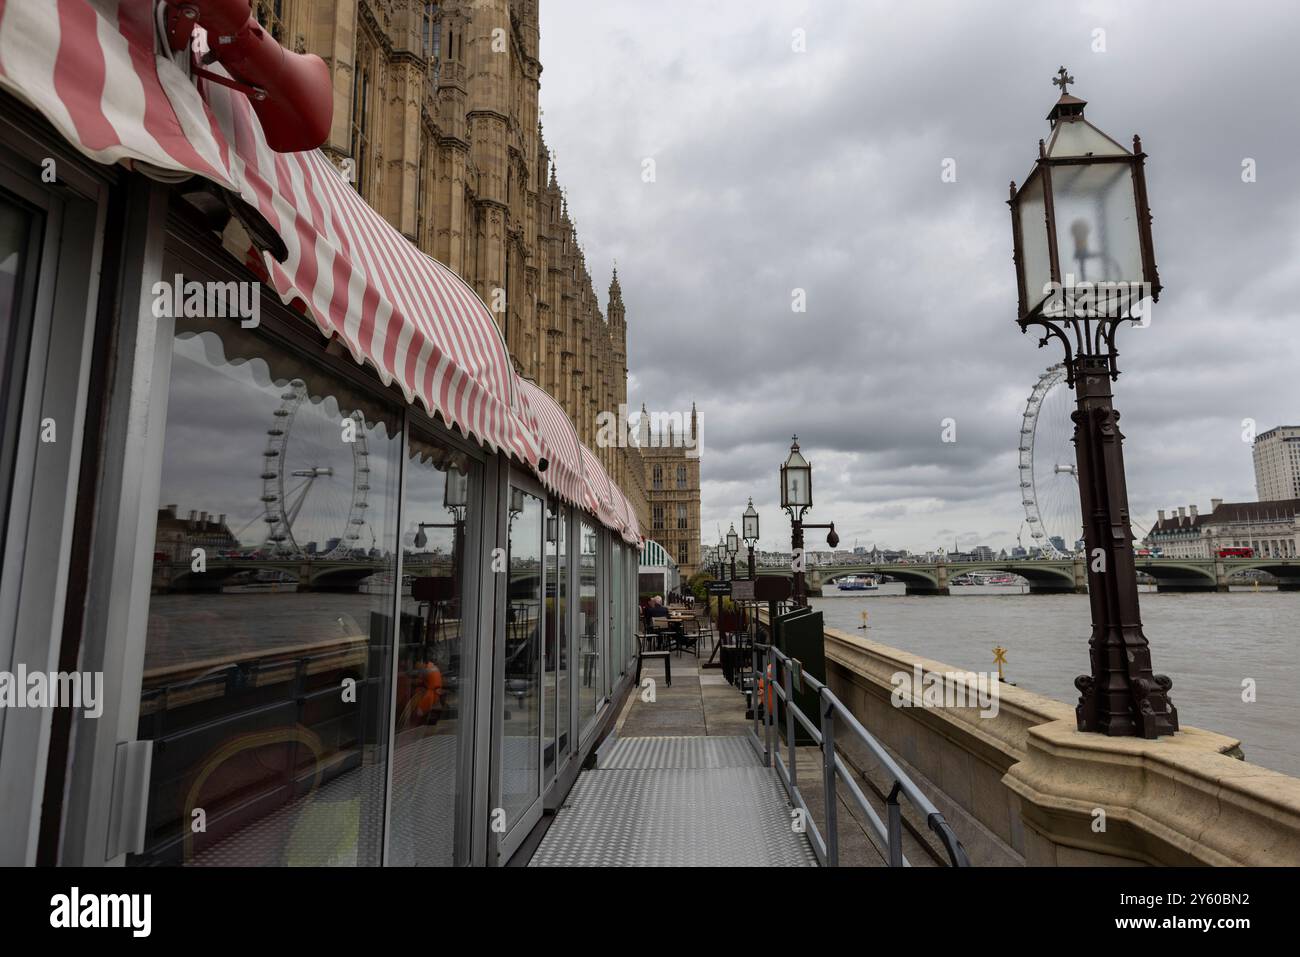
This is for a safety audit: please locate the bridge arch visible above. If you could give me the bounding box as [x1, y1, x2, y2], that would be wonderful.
[1136, 561, 1219, 592]
[1220, 559, 1300, 591]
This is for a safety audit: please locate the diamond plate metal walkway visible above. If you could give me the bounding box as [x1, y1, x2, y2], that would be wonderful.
[529, 736, 817, 866]
[530, 646, 817, 867]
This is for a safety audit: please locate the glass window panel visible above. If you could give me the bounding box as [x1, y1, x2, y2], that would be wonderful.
[578, 521, 600, 724]
[501, 487, 542, 828]
[609, 541, 623, 692]
[542, 500, 560, 781]
[0, 195, 36, 567]
[388, 431, 477, 866]
[1051, 161, 1143, 304]
[551, 505, 570, 768]
[134, 322, 401, 866]
[1017, 171, 1052, 315]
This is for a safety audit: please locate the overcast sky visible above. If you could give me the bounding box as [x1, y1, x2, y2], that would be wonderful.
[536, 0, 1300, 555]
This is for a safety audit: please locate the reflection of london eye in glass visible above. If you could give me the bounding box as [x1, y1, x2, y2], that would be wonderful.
[260, 379, 374, 558]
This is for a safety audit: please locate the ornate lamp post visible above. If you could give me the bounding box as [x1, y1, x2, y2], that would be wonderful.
[780, 436, 838, 607]
[1007, 67, 1177, 738]
[742, 498, 759, 579]
[726, 524, 740, 581]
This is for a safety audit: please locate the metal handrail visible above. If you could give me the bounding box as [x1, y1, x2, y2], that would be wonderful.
[746, 636, 970, 868]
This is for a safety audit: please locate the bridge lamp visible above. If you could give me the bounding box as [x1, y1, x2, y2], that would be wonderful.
[726, 524, 740, 581]
[1006, 67, 1176, 739]
[743, 498, 759, 578]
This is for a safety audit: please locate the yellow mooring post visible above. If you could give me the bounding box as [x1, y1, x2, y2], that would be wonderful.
[993, 646, 1008, 683]
[858, 609, 869, 630]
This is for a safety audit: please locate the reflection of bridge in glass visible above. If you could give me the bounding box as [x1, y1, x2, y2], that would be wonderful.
[758, 558, 1300, 595]
[152, 557, 447, 592]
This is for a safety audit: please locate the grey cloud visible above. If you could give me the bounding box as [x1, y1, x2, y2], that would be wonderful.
[541, 0, 1300, 552]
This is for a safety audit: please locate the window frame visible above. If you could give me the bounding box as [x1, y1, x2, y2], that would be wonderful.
[0, 104, 113, 866]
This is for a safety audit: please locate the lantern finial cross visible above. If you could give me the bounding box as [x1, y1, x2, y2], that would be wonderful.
[1052, 66, 1074, 96]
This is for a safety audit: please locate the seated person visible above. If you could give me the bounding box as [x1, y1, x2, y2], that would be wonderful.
[646, 596, 670, 623]
[647, 596, 691, 649]
[644, 595, 670, 639]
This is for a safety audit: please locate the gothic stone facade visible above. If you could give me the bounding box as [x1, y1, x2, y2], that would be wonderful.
[641, 406, 702, 578]
[253, 0, 648, 528]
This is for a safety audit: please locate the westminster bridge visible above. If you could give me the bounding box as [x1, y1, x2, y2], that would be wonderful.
[151, 556, 454, 592]
[754, 557, 1300, 595]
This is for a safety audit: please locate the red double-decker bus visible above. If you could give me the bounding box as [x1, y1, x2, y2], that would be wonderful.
[1217, 546, 1254, 558]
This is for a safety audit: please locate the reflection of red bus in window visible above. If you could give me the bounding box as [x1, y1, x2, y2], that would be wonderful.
[1217, 546, 1254, 558]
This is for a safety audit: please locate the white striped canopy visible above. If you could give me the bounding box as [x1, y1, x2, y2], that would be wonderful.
[639, 539, 676, 569]
[0, 1, 643, 540]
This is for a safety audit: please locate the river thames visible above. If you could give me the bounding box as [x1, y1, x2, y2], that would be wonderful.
[811, 584, 1298, 778]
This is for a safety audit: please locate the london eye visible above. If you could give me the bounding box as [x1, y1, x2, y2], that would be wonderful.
[1018, 364, 1083, 559]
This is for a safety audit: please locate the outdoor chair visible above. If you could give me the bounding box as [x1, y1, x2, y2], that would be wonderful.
[649, 617, 674, 652]
[675, 617, 701, 659]
[635, 632, 671, 689]
[696, 614, 716, 654]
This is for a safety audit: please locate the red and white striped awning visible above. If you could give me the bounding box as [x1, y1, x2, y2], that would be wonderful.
[0, 0, 234, 186]
[614, 486, 642, 545]
[199, 62, 539, 465]
[0, 2, 538, 465]
[579, 445, 639, 544]
[0, 2, 656, 536]
[517, 378, 585, 508]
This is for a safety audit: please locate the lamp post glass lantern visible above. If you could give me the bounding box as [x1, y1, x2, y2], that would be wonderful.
[742, 498, 759, 578]
[1007, 68, 1176, 739]
[444, 466, 469, 524]
[780, 437, 812, 516]
[726, 524, 739, 581]
[1008, 66, 1160, 382]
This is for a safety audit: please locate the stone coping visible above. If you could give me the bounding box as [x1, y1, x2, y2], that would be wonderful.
[821, 625, 1300, 866]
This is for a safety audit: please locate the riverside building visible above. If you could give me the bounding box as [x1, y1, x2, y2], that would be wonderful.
[1253, 426, 1300, 502]
[1147, 501, 1300, 559]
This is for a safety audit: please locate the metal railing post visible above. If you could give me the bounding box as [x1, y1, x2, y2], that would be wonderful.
[763, 644, 774, 766]
[820, 689, 838, 867]
[784, 655, 796, 790]
[886, 782, 904, 867]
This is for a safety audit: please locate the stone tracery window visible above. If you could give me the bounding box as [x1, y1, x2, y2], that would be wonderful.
[253, 0, 288, 44]
[350, 27, 378, 199]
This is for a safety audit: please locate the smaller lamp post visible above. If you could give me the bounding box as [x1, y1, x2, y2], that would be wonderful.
[780, 436, 838, 606]
[726, 524, 739, 582]
[742, 498, 759, 579]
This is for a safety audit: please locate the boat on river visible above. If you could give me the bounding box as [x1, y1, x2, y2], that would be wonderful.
[836, 575, 878, 591]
